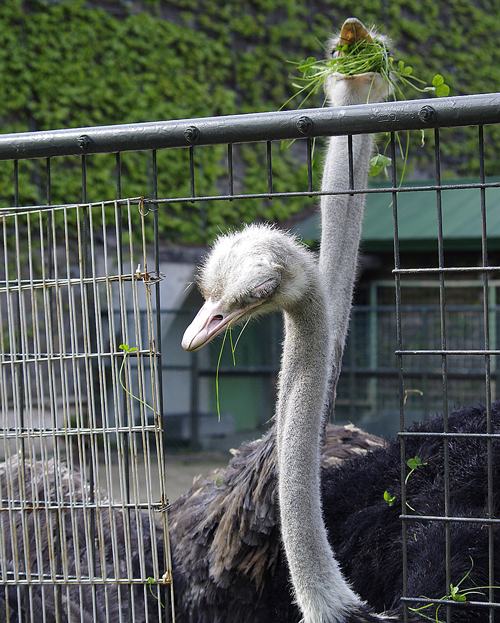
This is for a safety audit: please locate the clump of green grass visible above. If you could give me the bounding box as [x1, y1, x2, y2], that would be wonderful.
[288, 35, 449, 109]
[285, 30, 450, 179]
[215, 319, 251, 421]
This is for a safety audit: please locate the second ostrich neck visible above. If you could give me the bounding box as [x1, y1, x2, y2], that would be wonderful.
[320, 132, 371, 361]
[320, 79, 379, 410]
[276, 283, 362, 623]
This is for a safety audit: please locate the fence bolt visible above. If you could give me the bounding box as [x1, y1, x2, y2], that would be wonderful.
[418, 105, 436, 124]
[296, 116, 313, 135]
[77, 135, 92, 152]
[184, 126, 201, 144]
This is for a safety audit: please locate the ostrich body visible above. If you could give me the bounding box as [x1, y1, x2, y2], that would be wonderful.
[0, 455, 164, 623]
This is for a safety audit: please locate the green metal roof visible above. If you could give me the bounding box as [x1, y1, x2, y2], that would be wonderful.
[293, 178, 500, 253]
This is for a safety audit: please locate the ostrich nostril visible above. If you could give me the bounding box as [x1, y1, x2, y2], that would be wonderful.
[207, 315, 224, 332]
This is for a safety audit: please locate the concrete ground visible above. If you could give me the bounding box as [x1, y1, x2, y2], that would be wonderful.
[99, 450, 230, 504]
[164, 452, 229, 502]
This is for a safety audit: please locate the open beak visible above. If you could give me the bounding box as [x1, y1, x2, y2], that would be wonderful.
[181, 298, 262, 352]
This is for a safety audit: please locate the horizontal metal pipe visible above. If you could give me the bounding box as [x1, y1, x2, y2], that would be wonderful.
[0, 93, 499, 161]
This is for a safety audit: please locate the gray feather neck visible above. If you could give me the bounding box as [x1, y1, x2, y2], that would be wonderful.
[276, 269, 362, 623]
[279, 75, 388, 622]
[319, 131, 372, 412]
[318, 73, 388, 414]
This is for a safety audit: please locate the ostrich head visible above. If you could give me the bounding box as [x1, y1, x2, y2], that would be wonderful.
[182, 224, 318, 352]
[325, 17, 392, 106]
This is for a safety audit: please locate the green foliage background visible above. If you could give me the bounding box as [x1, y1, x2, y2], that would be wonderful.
[1, 0, 499, 243]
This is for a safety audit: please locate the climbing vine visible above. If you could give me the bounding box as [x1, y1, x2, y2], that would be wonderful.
[0, 0, 499, 243]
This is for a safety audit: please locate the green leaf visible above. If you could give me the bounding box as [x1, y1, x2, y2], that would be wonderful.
[119, 344, 137, 353]
[298, 57, 317, 74]
[369, 154, 392, 176]
[432, 74, 445, 87]
[407, 456, 427, 470]
[435, 83, 450, 97]
[450, 584, 467, 601]
[384, 490, 396, 506]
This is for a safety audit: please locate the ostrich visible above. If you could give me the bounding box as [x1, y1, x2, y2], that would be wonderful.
[180, 223, 383, 623]
[172, 17, 500, 623]
[180, 223, 500, 623]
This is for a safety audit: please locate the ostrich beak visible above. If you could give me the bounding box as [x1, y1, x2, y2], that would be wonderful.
[337, 17, 372, 52]
[181, 298, 262, 352]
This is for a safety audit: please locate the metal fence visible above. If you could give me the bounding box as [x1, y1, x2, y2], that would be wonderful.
[1, 92, 500, 621]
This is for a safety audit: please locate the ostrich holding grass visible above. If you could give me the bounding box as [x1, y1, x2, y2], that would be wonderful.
[172, 17, 500, 623]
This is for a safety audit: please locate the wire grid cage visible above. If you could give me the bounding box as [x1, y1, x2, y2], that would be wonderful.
[0, 93, 500, 621]
[0, 194, 173, 620]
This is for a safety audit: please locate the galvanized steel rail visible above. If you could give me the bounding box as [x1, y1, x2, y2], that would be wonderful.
[0, 93, 498, 160]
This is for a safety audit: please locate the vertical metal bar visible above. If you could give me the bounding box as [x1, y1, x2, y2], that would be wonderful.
[116, 152, 122, 200]
[347, 134, 354, 195]
[115, 151, 134, 619]
[189, 146, 196, 202]
[227, 144, 234, 200]
[478, 126, 495, 622]
[391, 132, 407, 623]
[152, 149, 173, 617]
[45, 157, 65, 622]
[306, 137, 313, 196]
[13, 161, 24, 453]
[151, 152, 163, 431]
[267, 141, 273, 197]
[12, 160, 31, 623]
[81, 155, 99, 619]
[115, 152, 130, 507]
[434, 128, 451, 623]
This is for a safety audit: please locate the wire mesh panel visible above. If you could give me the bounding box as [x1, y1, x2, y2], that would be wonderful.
[389, 125, 499, 622]
[1, 94, 500, 622]
[0, 197, 173, 621]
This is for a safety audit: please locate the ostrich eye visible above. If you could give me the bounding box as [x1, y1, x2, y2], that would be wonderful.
[249, 275, 281, 300]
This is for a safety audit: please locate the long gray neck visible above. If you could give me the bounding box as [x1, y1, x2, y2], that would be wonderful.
[318, 74, 389, 417]
[276, 279, 362, 623]
[319, 131, 373, 415]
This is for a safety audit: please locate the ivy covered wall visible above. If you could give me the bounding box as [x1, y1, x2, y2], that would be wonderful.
[0, 0, 499, 243]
